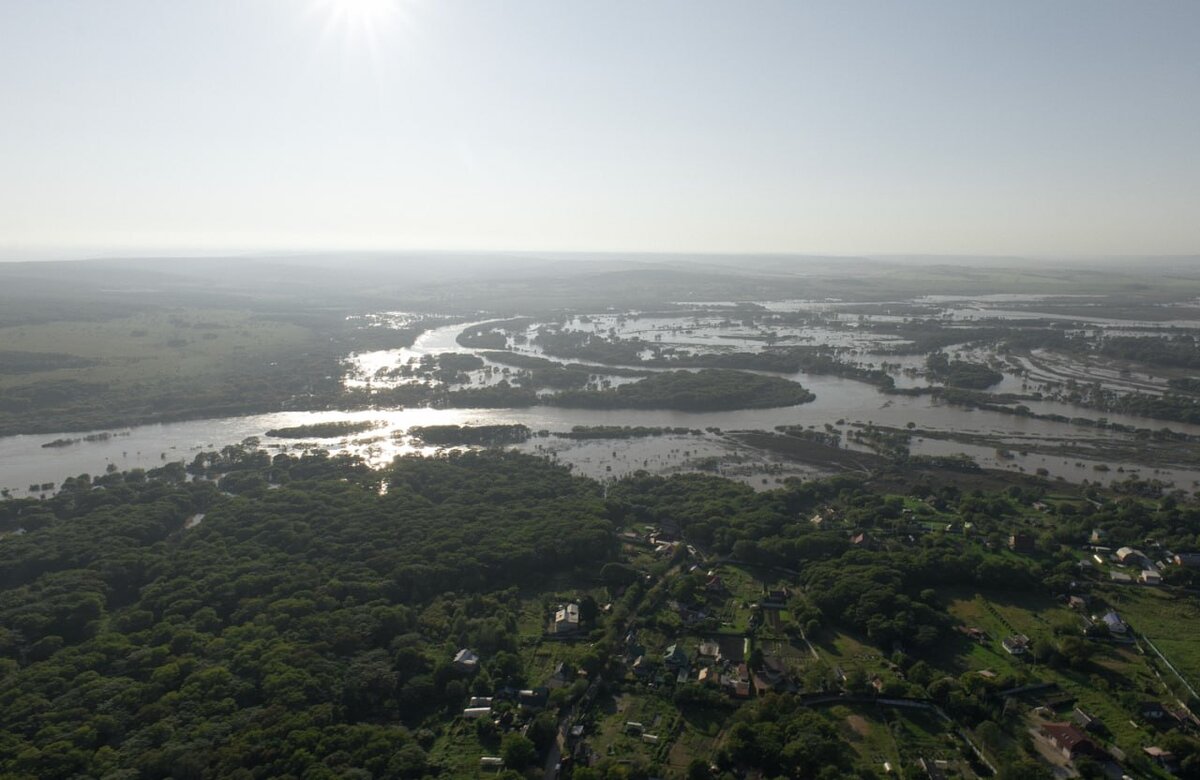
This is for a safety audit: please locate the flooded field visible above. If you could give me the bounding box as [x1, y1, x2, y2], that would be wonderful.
[4, 295, 1200, 498]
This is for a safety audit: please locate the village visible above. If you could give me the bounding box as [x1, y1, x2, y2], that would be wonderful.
[429, 491, 1200, 780]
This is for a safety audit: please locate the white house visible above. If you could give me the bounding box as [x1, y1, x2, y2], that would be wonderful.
[554, 603, 581, 634]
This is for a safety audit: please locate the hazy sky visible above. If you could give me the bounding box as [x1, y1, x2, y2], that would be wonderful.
[1, 1, 1198, 258]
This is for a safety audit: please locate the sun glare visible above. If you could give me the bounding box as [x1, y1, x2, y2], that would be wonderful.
[324, 0, 397, 28]
[309, 0, 412, 85]
[311, 0, 406, 48]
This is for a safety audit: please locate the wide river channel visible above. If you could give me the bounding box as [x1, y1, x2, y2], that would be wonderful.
[3, 321, 1199, 496]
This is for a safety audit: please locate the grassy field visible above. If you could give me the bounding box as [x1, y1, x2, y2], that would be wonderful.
[1105, 586, 1200, 693]
[0, 308, 340, 434]
[589, 692, 679, 767]
[945, 588, 1173, 751]
[427, 717, 498, 777]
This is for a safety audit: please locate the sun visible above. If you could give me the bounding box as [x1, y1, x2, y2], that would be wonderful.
[323, 0, 397, 26]
[311, 0, 404, 42]
[316, 0, 400, 31]
[309, 0, 411, 78]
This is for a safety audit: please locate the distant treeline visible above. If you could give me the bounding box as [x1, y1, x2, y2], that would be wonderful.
[554, 425, 702, 439]
[549, 369, 815, 412]
[265, 420, 379, 438]
[408, 424, 531, 446]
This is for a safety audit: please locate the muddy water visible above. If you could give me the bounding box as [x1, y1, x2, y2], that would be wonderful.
[4, 320, 1200, 497]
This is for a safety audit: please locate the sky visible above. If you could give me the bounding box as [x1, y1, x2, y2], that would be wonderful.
[0, 0, 1198, 259]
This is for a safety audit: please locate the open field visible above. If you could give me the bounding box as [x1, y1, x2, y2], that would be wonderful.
[0, 309, 343, 435]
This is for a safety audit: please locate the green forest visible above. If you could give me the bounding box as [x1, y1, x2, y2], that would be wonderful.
[3, 448, 1200, 779]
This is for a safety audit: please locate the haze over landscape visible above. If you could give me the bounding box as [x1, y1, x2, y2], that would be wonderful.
[4, 3, 1200, 780]
[2, 0, 1199, 258]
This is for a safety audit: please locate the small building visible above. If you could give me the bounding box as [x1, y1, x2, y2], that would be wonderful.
[1144, 746, 1178, 770]
[1140, 569, 1163, 585]
[664, 643, 689, 669]
[1101, 611, 1127, 635]
[480, 756, 504, 770]
[762, 586, 790, 606]
[725, 663, 751, 698]
[625, 721, 644, 735]
[961, 626, 987, 643]
[1041, 722, 1097, 761]
[1116, 546, 1144, 564]
[469, 696, 493, 708]
[641, 734, 659, 745]
[1002, 634, 1031, 655]
[453, 648, 480, 673]
[697, 666, 716, 686]
[553, 603, 581, 634]
[1109, 571, 1133, 584]
[1009, 533, 1036, 553]
[463, 707, 492, 719]
[518, 688, 548, 709]
[548, 662, 573, 688]
[698, 640, 721, 660]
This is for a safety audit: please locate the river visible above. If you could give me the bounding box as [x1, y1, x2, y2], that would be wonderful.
[3, 321, 1199, 497]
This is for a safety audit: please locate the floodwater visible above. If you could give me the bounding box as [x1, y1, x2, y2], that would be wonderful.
[4, 317, 1200, 498]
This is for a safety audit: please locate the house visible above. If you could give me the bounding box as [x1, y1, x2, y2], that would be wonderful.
[664, 643, 689, 669]
[851, 532, 873, 548]
[625, 721, 644, 735]
[1109, 571, 1133, 584]
[724, 663, 752, 698]
[1138, 701, 1167, 721]
[697, 666, 717, 686]
[480, 756, 504, 770]
[1009, 533, 1036, 553]
[960, 627, 987, 643]
[548, 662, 573, 688]
[1002, 634, 1031, 655]
[453, 648, 480, 673]
[1144, 746, 1178, 770]
[1068, 595, 1088, 610]
[754, 668, 786, 696]
[553, 603, 581, 634]
[1041, 723, 1097, 760]
[762, 587, 790, 606]
[463, 707, 492, 719]
[518, 688, 548, 709]
[1116, 546, 1144, 565]
[1101, 611, 1128, 635]
[697, 640, 721, 660]
[1140, 569, 1163, 585]
[469, 696, 493, 708]
[705, 574, 725, 593]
